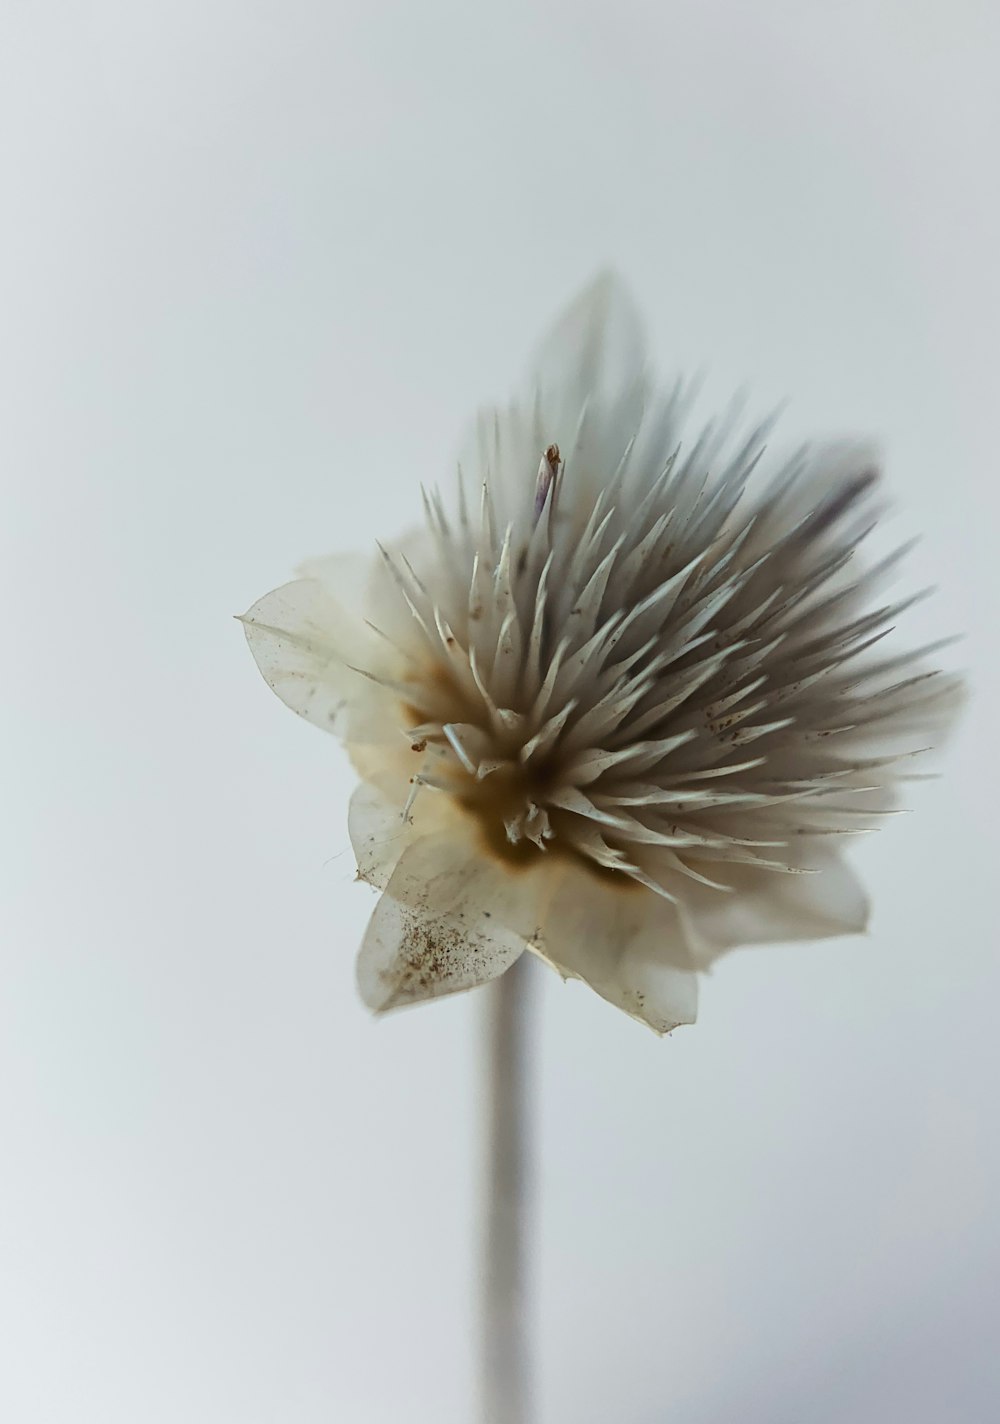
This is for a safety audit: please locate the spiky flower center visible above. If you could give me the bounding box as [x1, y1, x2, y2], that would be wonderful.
[373, 423, 947, 904]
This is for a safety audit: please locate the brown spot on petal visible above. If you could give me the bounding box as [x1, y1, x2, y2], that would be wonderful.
[381, 905, 510, 1006]
[395, 914, 468, 995]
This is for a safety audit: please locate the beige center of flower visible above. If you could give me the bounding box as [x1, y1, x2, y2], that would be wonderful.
[370, 428, 955, 909]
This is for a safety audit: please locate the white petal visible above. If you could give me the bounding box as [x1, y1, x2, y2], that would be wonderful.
[298, 539, 441, 650]
[295, 550, 373, 610]
[348, 777, 457, 889]
[455, 274, 658, 543]
[530, 863, 698, 1034]
[528, 270, 647, 414]
[529, 274, 653, 516]
[356, 833, 548, 1012]
[239, 578, 398, 742]
[673, 848, 870, 969]
[349, 782, 413, 889]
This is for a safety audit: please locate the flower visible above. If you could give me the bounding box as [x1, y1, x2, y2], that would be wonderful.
[240, 275, 962, 1033]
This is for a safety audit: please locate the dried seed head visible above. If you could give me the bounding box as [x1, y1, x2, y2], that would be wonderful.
[241, 275, 963, 1030]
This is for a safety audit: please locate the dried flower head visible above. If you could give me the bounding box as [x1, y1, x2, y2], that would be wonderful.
[241, 276, 961, 1032]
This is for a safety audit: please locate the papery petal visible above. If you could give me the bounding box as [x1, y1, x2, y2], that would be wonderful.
[459, 274, 660, 540]
[526, 273, 708, 536]
[674, 848, 870, 969]
[527, 270, 648, 417]
[357, 833, 548, 1012]
[295, 550, 373, 610]
[349, 782, 414, 889]
[348, 777, 457, 889]
[530, 863, 698, 1034]
[301, 536, 441, 654]
[240, 578, 399, 742]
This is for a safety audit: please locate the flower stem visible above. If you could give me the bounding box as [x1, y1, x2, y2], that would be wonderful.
[481, 953, 533, 1424]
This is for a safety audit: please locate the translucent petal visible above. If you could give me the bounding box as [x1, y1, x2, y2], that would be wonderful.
[454, 273, 663, 544]
[527, 270, 647, 417]
[348, 777, 458, 889]
[673, 847, 870, 969]
[240, 578, 399, 742]
[296, 550, 373, 611]
[298, 538, 443, 643]
[356, 833, 548, 1012]
[349, 782, 413, 889]
[530, 863, 698, 1034]
[529, 275, 654, 527]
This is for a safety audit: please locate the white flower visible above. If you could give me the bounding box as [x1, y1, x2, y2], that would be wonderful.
[241, 275, 962, 1033]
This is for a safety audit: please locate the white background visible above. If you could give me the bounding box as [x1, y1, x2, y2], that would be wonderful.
[2, 2, 997, 1420]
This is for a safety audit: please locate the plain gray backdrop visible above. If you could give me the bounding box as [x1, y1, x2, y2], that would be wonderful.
[2, 2, 997, 1421]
